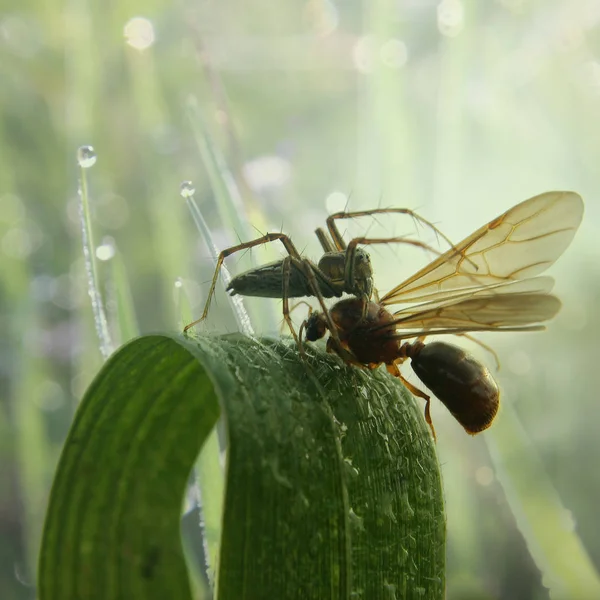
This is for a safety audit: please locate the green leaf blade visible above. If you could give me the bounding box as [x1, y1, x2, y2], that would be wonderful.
[39, 336, 220, 600]
[39, 334, 445, 600]
[182, 335, 445, 599]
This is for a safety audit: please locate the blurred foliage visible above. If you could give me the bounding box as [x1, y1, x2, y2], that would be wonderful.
[2, 0, 600, 598]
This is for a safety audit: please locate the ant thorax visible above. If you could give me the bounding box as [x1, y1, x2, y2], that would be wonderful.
[329, 298, 402, 365]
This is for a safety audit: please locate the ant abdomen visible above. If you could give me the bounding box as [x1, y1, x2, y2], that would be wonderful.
[405, 341, 500, 435]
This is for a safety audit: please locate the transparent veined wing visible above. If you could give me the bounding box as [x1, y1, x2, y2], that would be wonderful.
[380, 191, 583, 306]
[384, 292, 562, 331]
[385, 276, 556, 320]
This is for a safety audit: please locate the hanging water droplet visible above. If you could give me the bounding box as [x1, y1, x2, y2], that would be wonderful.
[95, 237, 116, 261]
[180, 180, 195, 198]
[174, 277, 183, 288]
[77, 145, 97, 168]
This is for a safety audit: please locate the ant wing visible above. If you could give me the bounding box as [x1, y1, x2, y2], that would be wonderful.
[389, 275, 555, 317]
[386, 290, 562, 332]
[379, 191, 583, 306]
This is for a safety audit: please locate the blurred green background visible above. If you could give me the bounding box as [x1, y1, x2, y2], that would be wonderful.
[2, 0, 599, 598]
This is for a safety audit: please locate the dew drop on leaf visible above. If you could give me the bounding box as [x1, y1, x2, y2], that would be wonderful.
[180, 180, 195, 198]
[77, 145, 97, 168]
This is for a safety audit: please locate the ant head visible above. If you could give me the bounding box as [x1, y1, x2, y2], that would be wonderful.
[303, 311, 328, 342]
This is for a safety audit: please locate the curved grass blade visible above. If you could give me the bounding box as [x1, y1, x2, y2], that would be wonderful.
[38, 336, 220, 600]
[38, 334, 445, 599]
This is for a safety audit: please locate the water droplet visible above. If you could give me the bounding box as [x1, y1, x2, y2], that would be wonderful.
[180, 180, 195, 198]
[174, 277, 183, 289]
[343, 457, 359, 479]
[348, 508, 365, 532]
[77, 145, 97, 168]
[96, 237, 116, 261]
[379, 491, 397, 522]
[400, 491, 414, 518]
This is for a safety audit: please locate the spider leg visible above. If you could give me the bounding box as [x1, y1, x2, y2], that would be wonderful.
[184, 232, 303, 332]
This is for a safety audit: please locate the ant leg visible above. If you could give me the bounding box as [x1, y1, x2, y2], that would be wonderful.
[325, 337, 367, 368]
[423, 398, 436, 442]
[184, 232, 303, 332]
[388, 360, 437, 441]
[326, 207, 459, 252]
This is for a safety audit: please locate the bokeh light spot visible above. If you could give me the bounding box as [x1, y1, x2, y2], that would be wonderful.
[124, 17, 155, 50]
[438, 0, 464, 38]
[380, 38, 408, 69]
[243, 156, 292, 191]
[353, 36, 374, 73]
[325, 191, 349, 214]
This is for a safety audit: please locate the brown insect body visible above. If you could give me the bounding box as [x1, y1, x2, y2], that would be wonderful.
[405, 341, 499, 434]
[303, 191, 583, 438]
[307, 297, 499, 435]
[329, 298, 400, 365]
